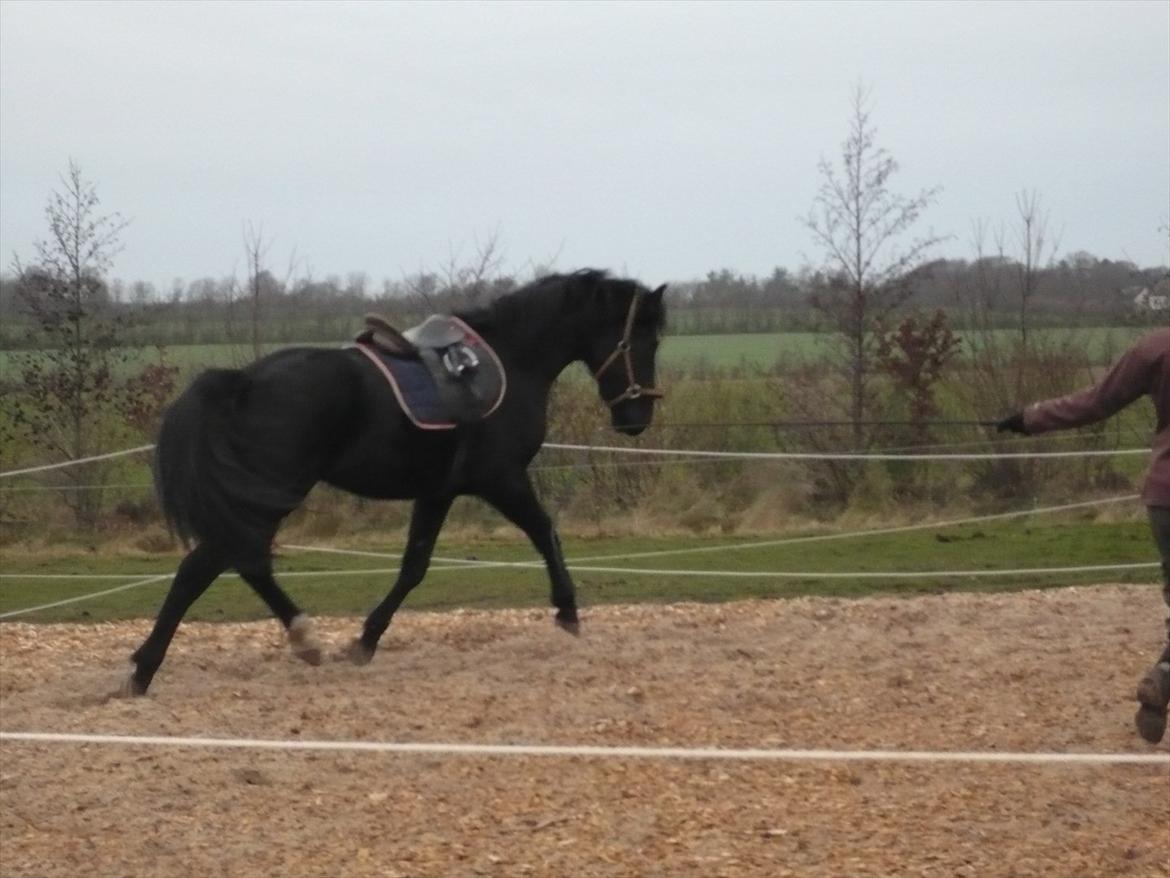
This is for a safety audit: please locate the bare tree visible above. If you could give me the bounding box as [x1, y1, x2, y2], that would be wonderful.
[803, 83, 943, 444]
[956, 192, 1105, 501]
[9, 161, 176, 527]
[403, 231, 512, 314]
[441, 229, 505, 308]
[961, 190, 1063, 408]
[242, 221, 270, 360]
[235, 222, 297, 359]
[998, 190, 1058, 360]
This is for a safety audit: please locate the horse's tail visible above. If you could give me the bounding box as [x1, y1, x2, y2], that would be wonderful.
[154, 368, 298, 564]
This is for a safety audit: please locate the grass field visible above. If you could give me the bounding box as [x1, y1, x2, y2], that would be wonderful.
[0, 326, 1146, 377]
[1, 517, 1157, 624]
[660, 326, 1145, 370]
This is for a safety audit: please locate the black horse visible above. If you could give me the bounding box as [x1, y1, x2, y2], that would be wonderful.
[122, 270, 666, 695]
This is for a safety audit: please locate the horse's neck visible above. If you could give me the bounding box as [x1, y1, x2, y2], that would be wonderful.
[468, 308, 585, 382]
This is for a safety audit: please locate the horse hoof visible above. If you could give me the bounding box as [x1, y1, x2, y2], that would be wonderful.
[294, 645, 323, 666]
[340, 639, 375, 666]
[1135, 705, 1167, 744]
[1136, 662, 1170, 710]
[1135, 662, 1170, 743]
[110, 674, 146, 699]
[555, 616, 581, 637]
[288, 615, 325, 666]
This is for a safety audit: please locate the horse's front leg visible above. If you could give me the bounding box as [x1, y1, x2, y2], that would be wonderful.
[343, 494, 454, 665]
[482, 475, 580, 634]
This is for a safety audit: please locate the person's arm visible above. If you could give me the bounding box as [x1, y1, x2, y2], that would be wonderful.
[1020, 341, 1158, 434]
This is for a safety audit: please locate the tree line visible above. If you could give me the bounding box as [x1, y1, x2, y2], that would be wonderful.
[1, 248, 1164, 350]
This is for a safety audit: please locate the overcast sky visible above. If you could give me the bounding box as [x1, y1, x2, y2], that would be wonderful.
[1, 0, 1167, 291]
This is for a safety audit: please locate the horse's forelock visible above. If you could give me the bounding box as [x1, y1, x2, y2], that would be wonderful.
[566, 270, 664, 331]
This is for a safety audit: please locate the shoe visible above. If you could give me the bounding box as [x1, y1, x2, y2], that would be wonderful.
[1134, 661, 1170, 744]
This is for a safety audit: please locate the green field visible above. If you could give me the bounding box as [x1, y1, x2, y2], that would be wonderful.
[0, 327, 1145, 378]
[1, 517, 1158, 624]
[660, 326, 1145, 370]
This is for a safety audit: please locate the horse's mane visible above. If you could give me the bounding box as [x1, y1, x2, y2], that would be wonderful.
[457, 269, 665, 349]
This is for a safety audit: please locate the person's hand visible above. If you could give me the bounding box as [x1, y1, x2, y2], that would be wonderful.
[996, 412, 1028, 435]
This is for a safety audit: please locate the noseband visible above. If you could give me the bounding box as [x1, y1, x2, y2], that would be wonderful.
[593, 289, 665, 408]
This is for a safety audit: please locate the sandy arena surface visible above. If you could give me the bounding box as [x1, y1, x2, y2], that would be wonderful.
[1, 586, 1169, 877]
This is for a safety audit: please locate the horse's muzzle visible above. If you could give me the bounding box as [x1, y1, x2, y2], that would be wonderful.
[611, 400, 653, 436]
[615, 421, 648, 437]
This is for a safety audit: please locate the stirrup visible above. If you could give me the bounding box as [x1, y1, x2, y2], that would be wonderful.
[442, 345, 479, 379]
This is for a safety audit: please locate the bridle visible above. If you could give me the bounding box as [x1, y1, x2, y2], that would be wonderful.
[593, 288, 665, 408]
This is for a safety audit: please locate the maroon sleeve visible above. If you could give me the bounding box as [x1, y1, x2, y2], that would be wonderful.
[1023, 336, 1160, 434]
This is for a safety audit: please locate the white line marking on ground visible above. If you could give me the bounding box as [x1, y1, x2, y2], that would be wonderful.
[0, 575, 172, 620]
[0, 491, 1147, 617]
[437, 561, 1162, 578]
[0, 567, 476, 618]
[1, 440, 1147, 480]
[0, 569, 417, 581]
[0, 445, 155, 478]
[1, 731, 1165, 765]
[544, 443, 1148, 461]
[0, 558, 1155, 620]
[277, 553, 1159, 579]
[286, 493, 1141, 567]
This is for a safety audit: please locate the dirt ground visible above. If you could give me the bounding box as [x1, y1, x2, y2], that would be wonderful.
[1, 585, 1168, 878]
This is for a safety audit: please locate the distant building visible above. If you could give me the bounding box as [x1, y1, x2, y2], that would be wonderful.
[1132, 275, 1170, 312]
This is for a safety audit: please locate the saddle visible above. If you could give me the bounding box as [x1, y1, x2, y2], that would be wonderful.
[354, 314, 506, 430]
[358, 314, 468, 358]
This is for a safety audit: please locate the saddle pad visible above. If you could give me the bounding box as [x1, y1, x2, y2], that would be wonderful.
[354, 319, 506, 430]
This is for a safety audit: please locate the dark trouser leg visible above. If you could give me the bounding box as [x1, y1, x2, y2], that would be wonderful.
[1135, 506, 1170, 743]
[1145, 506, 1170, 659]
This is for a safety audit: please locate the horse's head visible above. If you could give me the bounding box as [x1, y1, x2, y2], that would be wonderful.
[584, 279, 667, 436]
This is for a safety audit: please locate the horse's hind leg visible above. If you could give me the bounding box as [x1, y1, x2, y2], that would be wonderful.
[238, 566, 324, 666]
[119, 543, 228, 697]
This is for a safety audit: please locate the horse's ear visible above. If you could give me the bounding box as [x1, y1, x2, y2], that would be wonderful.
[650, 284, 667, 300]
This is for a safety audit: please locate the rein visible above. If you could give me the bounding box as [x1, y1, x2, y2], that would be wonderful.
[593, 288, 665, 408]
